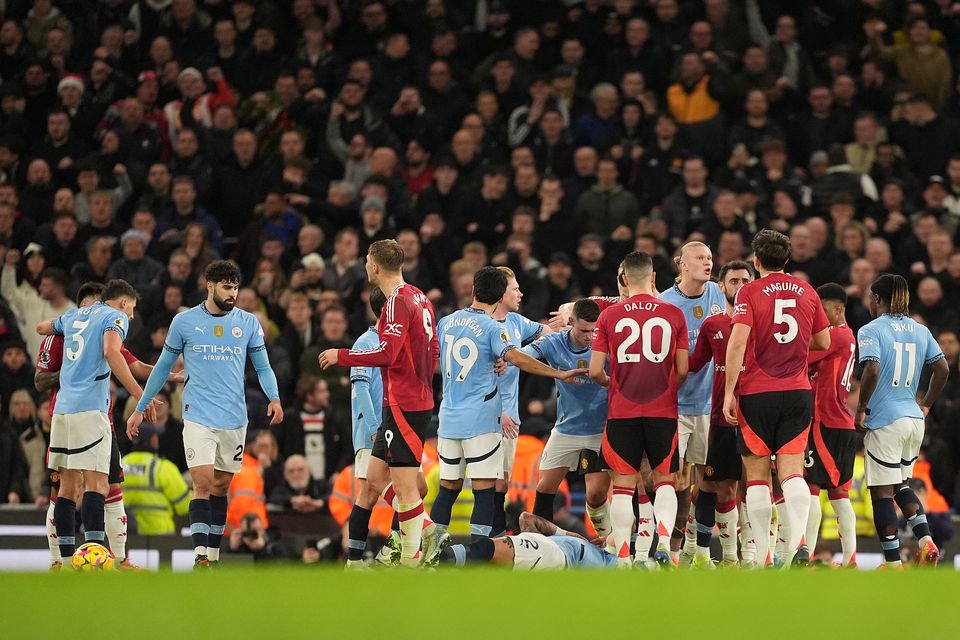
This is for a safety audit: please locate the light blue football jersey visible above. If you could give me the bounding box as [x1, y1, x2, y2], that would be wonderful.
[522, 331, 607, 436]
[350, 328, 383, 451]
[52, 302, 129, 414]
[657, 281, 725, 415]
[551, 535, 618, 569]
[164, 304, 267, 429]
[438, 308, 516, 439]
[857, 315, 944, 430]
[498, 312, 544, 422]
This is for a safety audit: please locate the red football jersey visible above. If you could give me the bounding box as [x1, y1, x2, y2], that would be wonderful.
[593, 293, 689, 419]
[589, 296, 623, 313]
[689, 312, 738, 428]
[807, 324, 856, 430]
[38, 335, 137, 422]
[732, 272, 829, 395]
[339, 283, 439, 412]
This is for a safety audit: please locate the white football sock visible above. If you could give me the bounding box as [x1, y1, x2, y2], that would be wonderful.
[653, 483, 678, 552]
[738, 500, 755, 565]
[805, 489, 822, 554]
[715, 501, 739, 562]
[745, 483, 772, 567]
[105, 491, 127, 562]
[397, 501, 425, 566]
[610, 487, 635, 566]
[634, 494, 655, 563]
[586, 501, 611, 540]
[831, 497, 857, 566]
[46, 501, 61, 563]
[780, 475, 810, 563]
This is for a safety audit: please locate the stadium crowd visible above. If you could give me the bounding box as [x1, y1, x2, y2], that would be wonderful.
[0, 0, 959, 562]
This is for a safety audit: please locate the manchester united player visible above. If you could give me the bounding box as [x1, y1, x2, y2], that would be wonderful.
[589, 251, 689, 568]
[723, 230, 831, 568]
[319, 239, 440, 567]
[803, 283, 859, 567]
[688, 261, 754, 567]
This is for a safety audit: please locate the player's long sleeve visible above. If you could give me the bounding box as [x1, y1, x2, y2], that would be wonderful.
[136, 348, 178, 413]
[250, 347, 280, 401]
[689, 328, 714, 373]
[352, 379, 380, 434]
[338, 325, 405, 368]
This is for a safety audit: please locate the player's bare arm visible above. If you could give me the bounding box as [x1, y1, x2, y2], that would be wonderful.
[809, 327, 831, 351]
[104, 331, 153, 423]
[920, 357, 950, 410]
[34, 370, 59, 393]
[675, 348, 689, 388]
[723, 323, 751, 425]
[504, 348, 587, 382]
[588, 350, 609, 387]
[35, 320, 55, 336]
[854, 360, 880, 431]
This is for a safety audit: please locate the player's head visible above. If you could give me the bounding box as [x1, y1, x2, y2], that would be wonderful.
[473, 266, 508, 305]
[497, 266, 522, 311]
[102, 279, 139, 318]
[204, 260, 241, 312]
[674, 241, 713, 285]
[365, 239, 404, 287]
[816, 282, 847, 326]
[717, 260, 754, 306]
[751, 229, 791, 273]
[869, 273, 910, 317]
[619, 251, 654, 293]
[76, 281, 106, 307]
[570, 298, 600, 349]
[369, 286, 387, 320]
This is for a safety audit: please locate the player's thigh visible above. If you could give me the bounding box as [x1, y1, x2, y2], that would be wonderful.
[863, 423, 908, 487]
[381, 408, 430, 468]
[437, 436, 467, 481]
[213, 426, 246, 474]
[501, 435, 518, 475]
[602, 418, 646, 476]
[585, 470, 611, 503]
[56, 411, 112, 474]
[681, 414, 709, 466]
[540, 431, 599, 473]
[641, 417, 680, 477]
[900, 417, 925, 483]
[735, 392, 777, 457]
[183, 420, 220, 469]
[461, 432, 504, 481]
[509, 533, 566, 570]
[704, 426, 742, 484]
[773, 390, 813, 455]
[354, 448, 373, 480]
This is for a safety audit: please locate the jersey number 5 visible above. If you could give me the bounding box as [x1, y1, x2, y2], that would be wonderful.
[614, 317, 672, 364]
[65, 320, 91, 361]
[773, 299, 798, 344]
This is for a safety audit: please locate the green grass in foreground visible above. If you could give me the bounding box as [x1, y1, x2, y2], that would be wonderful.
[2, 567, 960, 639]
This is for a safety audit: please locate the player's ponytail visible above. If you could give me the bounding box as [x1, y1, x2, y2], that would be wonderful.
[673, 255, 682, 283]
[871, 273, 910, 316]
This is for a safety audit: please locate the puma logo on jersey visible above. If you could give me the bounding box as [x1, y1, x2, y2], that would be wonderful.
[195, 326, 205, 334]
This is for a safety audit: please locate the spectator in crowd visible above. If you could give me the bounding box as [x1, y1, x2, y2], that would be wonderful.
[0, 410, 29, 503]
[273, 376, 350, 483]
[268, 454, 328, 514]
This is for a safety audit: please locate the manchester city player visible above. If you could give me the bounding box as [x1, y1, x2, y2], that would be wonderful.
[429, 267, 585, 552]
[127, 261, 283, 568]
[526, 299, 611, 539]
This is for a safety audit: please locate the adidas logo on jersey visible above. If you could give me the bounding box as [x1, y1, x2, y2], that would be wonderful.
[713, 331, 724, 340]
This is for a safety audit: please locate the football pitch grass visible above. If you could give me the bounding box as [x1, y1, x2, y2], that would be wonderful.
[3, 567, 960, 639]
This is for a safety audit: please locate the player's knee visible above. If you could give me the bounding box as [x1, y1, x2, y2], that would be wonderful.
[440, 479, 463, 492]
[495, 478, 508, 493]
[417, 473, 428, 499]
[827, 488, 849, 500]
[586, 485, 607, 507]
[716, 482, 737, 503]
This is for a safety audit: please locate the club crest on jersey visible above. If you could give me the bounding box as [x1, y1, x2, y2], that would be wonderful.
[213, 325, 224, 338]
[693, 306, 704, 319]
[232, 327, 243, 338]
[710, 304, 722, 315]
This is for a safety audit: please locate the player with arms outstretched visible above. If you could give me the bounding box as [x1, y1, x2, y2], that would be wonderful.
[319, 239, 440, 566]
[431, 267, 585, 548]
[37, 279, 150, 564]
[723, 230, 831, 567]
[802, 283, 859, 566]
[527, 298, 611, 539]
[589, 251, 689, 568]
[128, 261, 284, 568]
[688, 260, 754, 567]
[856, 274, 949, 568]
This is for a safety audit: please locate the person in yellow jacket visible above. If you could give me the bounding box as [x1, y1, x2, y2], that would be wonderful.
[121, 423, 191, 535]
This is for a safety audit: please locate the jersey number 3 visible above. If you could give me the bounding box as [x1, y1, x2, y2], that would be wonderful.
[65, 320, 91, 361]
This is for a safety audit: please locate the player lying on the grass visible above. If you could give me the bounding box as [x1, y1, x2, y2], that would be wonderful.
[856, 274, 949, 568]
[438, 511, 617, 570]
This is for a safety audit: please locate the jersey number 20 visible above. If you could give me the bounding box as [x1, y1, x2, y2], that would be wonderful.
[614, 317, 672, 364]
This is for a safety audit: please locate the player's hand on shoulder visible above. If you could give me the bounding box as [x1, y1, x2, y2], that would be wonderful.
[267, 398, 284, 425]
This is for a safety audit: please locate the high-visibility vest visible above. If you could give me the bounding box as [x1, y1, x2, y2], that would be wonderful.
[328, 465, 393, 537]
[819, 454, 875, 540]
[121, 450, 191, 535]
[913, 460, 950, 513]
[226, 453, 268, 534]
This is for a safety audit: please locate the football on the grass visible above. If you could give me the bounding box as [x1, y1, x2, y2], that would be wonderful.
[72, 543, 115, 572]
